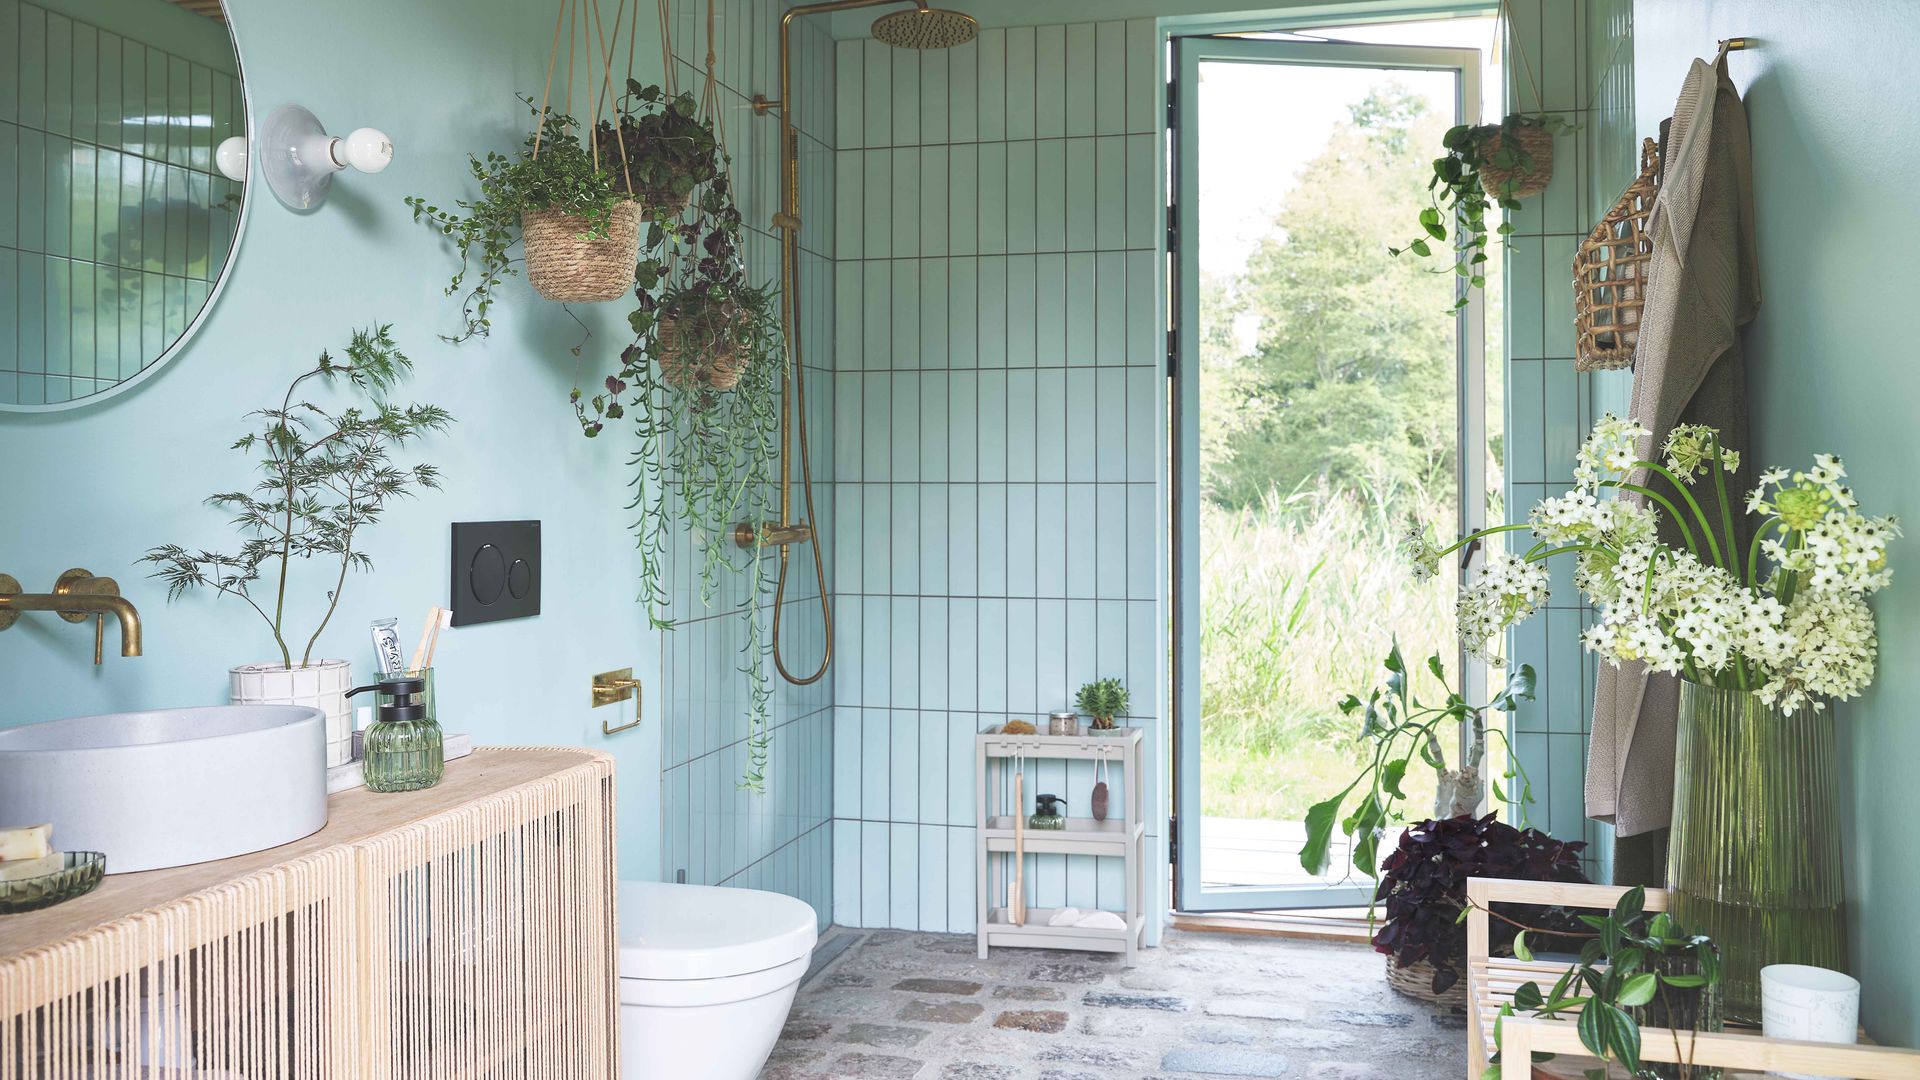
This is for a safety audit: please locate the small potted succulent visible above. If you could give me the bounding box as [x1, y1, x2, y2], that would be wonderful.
[1392, 113, 1570, 311]
[1075, 677, 1131, 734]
[142, 325, 452, 768]
[1372, 813, 1587, 1004]
[407, 99, 640, 342]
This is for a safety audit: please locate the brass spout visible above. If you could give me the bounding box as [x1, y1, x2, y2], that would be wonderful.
[0, 569, 144, 660]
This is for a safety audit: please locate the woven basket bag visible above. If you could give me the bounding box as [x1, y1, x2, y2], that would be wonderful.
[656, 308, 749, 391]
[1476, 123, 1556, 200]
[1574, 138, 1661, 372]
[522, 199, 643, 303]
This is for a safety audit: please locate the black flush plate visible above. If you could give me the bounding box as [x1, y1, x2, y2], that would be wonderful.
[450, 520, 541, 626]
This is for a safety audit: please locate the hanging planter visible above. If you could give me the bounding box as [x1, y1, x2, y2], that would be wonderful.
[522, 199, 644, 303]
[596, 81, 722, 222]
[1473, 115, 1557, 199]
[570, 0, 788, 792]
[653, 284, 762, 390]
[407, 0, 652, 341]
[1389, 0, 1571, 312]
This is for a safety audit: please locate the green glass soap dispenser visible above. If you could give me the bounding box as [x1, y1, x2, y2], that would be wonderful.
[347, 674, 444, 793]
[1029, 793, 1067, 830]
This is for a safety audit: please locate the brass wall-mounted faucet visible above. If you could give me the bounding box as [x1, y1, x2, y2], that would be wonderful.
[0, 568, 144, 663]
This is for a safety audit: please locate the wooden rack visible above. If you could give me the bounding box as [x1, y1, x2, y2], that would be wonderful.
[975, 728, 1147, 965]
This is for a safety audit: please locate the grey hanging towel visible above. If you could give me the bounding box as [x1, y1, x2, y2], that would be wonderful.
[1586, 54, 1762, 838]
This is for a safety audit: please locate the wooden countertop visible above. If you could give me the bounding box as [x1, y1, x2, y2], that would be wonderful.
[0, 746, 607, 962]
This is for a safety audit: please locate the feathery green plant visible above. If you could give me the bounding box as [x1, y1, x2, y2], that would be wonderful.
[142, 325, 453, 669]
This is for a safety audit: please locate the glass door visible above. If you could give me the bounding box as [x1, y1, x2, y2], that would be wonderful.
[1172, 34, 1490, 911]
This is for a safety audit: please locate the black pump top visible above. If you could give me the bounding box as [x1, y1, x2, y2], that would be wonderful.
[347, 675, 428, 723]
[1034, 793, 1066, 814]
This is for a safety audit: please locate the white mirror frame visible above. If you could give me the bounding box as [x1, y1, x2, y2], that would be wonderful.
[0, 0, 255, 415]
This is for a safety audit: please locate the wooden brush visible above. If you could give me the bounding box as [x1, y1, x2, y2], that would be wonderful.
[408, 606, 442, 674]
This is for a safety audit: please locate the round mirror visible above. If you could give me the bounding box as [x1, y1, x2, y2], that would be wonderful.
[0, 0, 248, 412]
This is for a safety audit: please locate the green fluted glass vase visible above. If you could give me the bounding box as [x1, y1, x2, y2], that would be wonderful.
[1667, 680, 1846, 1024]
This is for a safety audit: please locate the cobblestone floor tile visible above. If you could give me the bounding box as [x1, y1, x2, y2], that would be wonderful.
[841, 1023, 932, 1049]
[993, 1009, 1070, 1033]
[900, 999, 986, 1024]
[895, 977, 985, 995]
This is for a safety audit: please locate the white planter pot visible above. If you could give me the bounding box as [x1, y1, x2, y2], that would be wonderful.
[231, 659, 354, 767]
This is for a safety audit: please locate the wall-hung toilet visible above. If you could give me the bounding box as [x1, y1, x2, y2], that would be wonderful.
[618, 880, 819, 1079]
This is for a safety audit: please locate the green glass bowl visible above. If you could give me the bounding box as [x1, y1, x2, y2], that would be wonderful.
[0, 851, 106, 914]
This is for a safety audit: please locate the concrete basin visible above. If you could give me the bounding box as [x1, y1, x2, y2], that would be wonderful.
[0, 706, 328, 873]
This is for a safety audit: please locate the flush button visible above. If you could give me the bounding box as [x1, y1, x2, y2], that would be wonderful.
[450, 521, 541, 625]
[470, 544, 507, 605]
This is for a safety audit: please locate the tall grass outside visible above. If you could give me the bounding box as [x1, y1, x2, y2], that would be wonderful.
[1199, 487, 1454, 822]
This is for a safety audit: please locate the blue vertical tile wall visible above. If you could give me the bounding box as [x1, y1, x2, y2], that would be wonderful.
[829, 17, 1165, 942]
[654, 0, 837, 932]
[1502, 0, 1633, 878]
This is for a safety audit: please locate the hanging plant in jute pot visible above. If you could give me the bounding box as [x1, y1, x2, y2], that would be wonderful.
[406, 0, 653, 340]
[1389, 0, 1570, 312]
[572, 0, 786, 791]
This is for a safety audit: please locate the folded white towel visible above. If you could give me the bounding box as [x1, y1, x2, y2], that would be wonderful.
[1074, 910, 1126, 931]
[1048, 908, 1083, 927]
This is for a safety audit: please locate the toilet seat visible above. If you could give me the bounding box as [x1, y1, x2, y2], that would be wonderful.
[617, 881, 817, 982]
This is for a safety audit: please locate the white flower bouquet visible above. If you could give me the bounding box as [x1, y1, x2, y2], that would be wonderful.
[1408, 416, 1899, 711]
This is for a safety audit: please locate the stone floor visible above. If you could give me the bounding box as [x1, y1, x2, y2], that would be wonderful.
[766, 928, 1467, 1079]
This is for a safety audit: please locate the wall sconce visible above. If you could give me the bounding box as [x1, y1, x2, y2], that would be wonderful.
[241, 104, 394, 209]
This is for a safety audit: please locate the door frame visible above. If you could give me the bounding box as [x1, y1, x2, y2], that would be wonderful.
[1169, 35, 1486, 913]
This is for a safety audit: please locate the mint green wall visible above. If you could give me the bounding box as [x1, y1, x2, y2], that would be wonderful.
[1633, 0, 1920, 1045]
[0, 0, 839, 919]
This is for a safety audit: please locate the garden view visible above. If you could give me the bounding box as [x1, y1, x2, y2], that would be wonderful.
[1196, 77, 1504, 841]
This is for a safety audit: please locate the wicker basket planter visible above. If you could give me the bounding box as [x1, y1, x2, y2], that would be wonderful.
[1386, 953, 1469, 1008]
[522, 199, 643, 303]
[1476, 123, 1556, 200]
[656, 308, 750, 390]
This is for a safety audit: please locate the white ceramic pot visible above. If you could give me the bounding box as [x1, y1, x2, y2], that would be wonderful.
[231, 659, 354, 767]
[1761, 964, 1860, 1080]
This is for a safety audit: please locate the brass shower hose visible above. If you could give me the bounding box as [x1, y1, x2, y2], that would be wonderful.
[769, 220, 831, 686]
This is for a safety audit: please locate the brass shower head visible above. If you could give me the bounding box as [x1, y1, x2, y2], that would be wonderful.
[871, 3, 977, 49]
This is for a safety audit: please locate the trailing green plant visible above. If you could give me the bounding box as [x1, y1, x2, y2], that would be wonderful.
[1373, 813, 1586, 996]
[142, 325, 453, 669]
[1483, 886, 1723, 1080]
[1298, 646, 1539, 879]
[572, 88, 787, 791]
[1074, 677, 1131, 729]
[1391, 113, 1571, 312]
[406, 98, 627, 343]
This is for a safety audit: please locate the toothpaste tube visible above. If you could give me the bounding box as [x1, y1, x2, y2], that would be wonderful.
[370, 617, 405, 677]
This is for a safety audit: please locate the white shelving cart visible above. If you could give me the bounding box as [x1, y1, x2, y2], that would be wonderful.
[975, 727, 1147, 965]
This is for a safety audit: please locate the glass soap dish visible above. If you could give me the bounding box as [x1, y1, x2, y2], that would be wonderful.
[0, 851, 106, 914]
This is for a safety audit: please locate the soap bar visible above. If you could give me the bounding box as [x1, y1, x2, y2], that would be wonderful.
[0, 853, 62, 882]
[0, 823, 52, 862]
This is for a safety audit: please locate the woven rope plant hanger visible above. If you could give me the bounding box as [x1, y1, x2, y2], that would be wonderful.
[520, 0, 647, 303]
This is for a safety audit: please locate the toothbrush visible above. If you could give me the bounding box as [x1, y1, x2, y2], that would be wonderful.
[408, 605, 442, 674]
